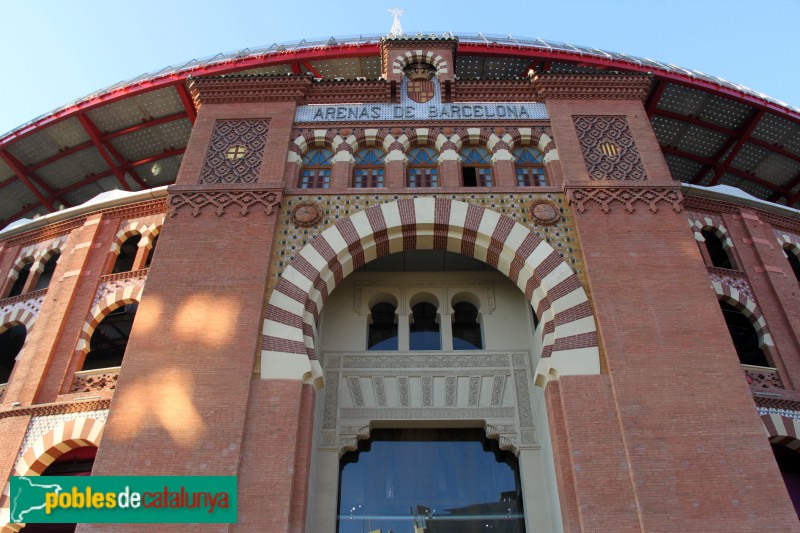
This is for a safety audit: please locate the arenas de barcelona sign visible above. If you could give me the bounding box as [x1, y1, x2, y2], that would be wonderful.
[294, 102, 549, 123]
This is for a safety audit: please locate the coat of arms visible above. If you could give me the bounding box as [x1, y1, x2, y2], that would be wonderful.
[404, 61, 437, 103]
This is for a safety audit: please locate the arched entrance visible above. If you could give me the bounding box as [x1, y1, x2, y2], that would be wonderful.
[261, 198, 601, 532]
[262, 198, 600, 387]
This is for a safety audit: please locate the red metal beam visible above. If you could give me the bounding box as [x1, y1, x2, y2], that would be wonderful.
[689, 136, 739, 184]
[291, 62, 302, 75]
[104, 112, 187, 140]
[0, 150, 54, 211]
[747, 137, 800, 165]
[302, 61, 322, 78]
[0, 43, 380, 149]
[662, 145, 788, 196]
[652, 108, 738, 137]
[709, 110, 765, 186]
[27, 141, 93, 173]
[174, 82, 196, 125]
[77, 114, 131, 191]
[457, 42, 800, 122]
[126, 147, 184, 169]
[645, 80, 666, 117]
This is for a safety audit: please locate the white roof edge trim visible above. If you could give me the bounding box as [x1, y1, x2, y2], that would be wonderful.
[681, 183, 800, 221]
[0, 186, 169, 238]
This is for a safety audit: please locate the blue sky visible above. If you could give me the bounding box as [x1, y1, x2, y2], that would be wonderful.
[1, 0, 798, 134]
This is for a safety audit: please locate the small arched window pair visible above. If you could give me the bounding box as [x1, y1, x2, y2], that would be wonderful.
[7, 253, 60, 297]
[112, 235, 159, 273]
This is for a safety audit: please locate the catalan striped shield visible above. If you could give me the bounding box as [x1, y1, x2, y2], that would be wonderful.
[407, 79, 435, 103]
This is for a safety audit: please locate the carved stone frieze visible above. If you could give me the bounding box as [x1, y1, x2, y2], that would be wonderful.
[0, 288, 47, 323]
[200, 120, 270, 185]
[0, 400, 111, 421]
[324, 350, 537, 457]
[573, 115, 647, 181]
[567, 186, 684, 214]
[93, 269, 148, 308]
[71, 368, 120, 393]
[453, 80, 540, 102]
[168, 190, 282, 218]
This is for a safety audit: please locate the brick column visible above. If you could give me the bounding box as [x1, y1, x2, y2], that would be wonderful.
[78, 78, 310, 532]
[723, 208, 800, 388]
[3, 214, 110, 405]
[539, 73, 800, 531]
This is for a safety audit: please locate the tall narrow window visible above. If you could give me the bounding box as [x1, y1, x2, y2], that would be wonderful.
[0, 324, 26, 384]
[300, 148, 333, 189]
[338, 428, 525, 533]
[367, 302, 398, 350]
[407, 146, 438, 188]
[34, 253, 60, 291]
[719, 301, 768, 367]
[7, 261, 32, 297]
[514, 146, 546, 186]
[785, 245, 800, 283]
[83, 303, 138, 370]
[702, 230, 734, 269]
[452, 302, 482, 350]
[410, 301, 440, 350]
[354, 147, 385, 188]
[112, 235, 141, 273]
[461, 146, 492, 187]
[145, 235, 159, 268]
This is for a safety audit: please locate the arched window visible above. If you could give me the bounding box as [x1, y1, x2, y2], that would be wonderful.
[452, 302, 482, 350]
[513, 146, 546, 186]
[300, 148, 333, 189]
[460, 146, 492, 187]
[34, 253, 60, 291]
[7, 261, 33, 297]
[772, 443, 800, 519]
[145, 235, 159, 268]
[338, 428, 525, 533]
[785, 245, 800, 283]
[701, 230, 734, 269]
[112, 235, 141, 273]
[0, 324, 25, 384]
[719, 301, 768, 367]
[410, 301, 440, 350]
[84, 303, 138, 370]
[367, 302, 398, 350]
[354, 147, 385, 188]
[407, 146, 438, 188]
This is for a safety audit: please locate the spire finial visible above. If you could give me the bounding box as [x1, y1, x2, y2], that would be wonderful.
[388, 8, 404, 37]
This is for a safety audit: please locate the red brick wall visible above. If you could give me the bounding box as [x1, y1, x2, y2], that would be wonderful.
[548, 97, 800, 530]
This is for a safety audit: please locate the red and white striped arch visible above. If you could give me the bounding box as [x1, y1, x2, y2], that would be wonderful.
[262, 198, 599, 387]
[0, 417, 104, 532]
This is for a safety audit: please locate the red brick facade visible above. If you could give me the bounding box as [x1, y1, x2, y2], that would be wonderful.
[0, 38, 799, 533]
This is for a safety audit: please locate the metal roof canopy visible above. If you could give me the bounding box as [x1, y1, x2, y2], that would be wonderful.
[1, 32, 798, 228]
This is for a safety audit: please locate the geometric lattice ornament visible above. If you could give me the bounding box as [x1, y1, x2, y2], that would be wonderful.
[573, 115, 648, 181]
[199, 119, 270, 184]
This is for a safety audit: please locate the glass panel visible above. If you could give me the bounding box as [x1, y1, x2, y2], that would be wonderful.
[368, 303, 398, 350]
[303, 148, 334, 166]
[300, 169, 331, 189]
[461, 146, 491, 164]
[410, 302, 440, 350]
[452, 302, 482, 350]
[354, 168, 384, 188]
[338, 428, 525, 533]
[516, 167, 546, 187]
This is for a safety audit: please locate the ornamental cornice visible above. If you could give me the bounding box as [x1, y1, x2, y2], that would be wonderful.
[189, 75, 313, 106]
[2, 217, 86, 248]
[167, 187, 282, 218]
[532, 73, 652, 102]
[566, 185, 683, 214]
[305, 81, 390, 104]
[682, 195, 740, 214]
[0, 399, 110, 420]
[453, 80, 541, 102]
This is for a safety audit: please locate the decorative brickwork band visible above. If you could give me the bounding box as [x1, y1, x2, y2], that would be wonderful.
[567, 187, 683, 214]
[532, 73, 652, 101]
[199, 120, 270, 184]
[262, 198, 600, 387]
[573, 115, 647, 181]
[189, 76, 312, 106]
[168, 190, 282, 217]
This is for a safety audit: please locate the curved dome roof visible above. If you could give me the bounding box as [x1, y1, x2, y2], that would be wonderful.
[1, 32, 798, 227]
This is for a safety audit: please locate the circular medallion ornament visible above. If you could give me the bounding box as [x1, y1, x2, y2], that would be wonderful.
[291, 201, 324, 228]
[529, 200, 560, 226]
